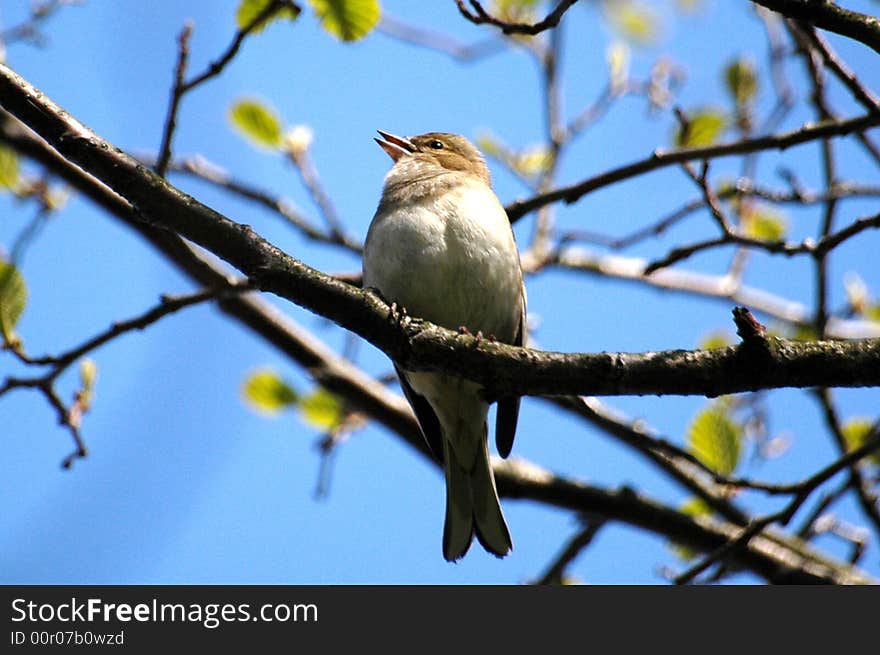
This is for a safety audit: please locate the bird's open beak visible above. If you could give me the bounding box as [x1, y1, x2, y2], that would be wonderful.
[375, 130, 416, 162]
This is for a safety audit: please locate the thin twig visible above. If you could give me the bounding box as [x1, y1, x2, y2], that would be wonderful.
[797, 24, 880, 113]
[155, 22, 193, 177]
[642, 162, 880, 272]
[755, 7, 796, 133]
[505, 112, 880, 222]
[814, 389, 880, 536]
[14, 282, 251, 370]
[675, 426, 880, 583]
[534, 518, 605, 584]
[565, 81, 641, 139]
[157, 155, 362, 253]
[795, 479, 850, 539]
[0, 0, 78, 47]
[180, 0, 299, 93]
[528, 246, 880, 338]
[286, 148, 348, 243]
[2, 282, 251, 467]
[548, 395, 750, 526]
[153, 1, 300, 177]
[376, 14, 503, 62]
[562, 181, 880, 251]
[526, 16, 565, 258]
[455, 0, 579, 36]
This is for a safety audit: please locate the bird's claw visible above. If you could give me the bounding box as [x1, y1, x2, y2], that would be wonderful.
[458, 326, 484, 349]
[389, 301, 409, 327]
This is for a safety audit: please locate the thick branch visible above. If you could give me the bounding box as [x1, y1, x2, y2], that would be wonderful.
[394, 333, 880, 399]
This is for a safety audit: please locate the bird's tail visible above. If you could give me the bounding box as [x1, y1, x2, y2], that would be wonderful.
[442, 426, 512, 562]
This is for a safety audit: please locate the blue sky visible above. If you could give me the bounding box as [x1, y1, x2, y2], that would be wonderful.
[1, 1, 879, 584]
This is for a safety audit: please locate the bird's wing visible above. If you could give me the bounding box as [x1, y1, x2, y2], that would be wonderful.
[395, 365, 444, 462]
[495, 286, 526, 459]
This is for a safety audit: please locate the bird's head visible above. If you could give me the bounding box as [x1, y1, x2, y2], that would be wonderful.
[375, 131, 491, 186]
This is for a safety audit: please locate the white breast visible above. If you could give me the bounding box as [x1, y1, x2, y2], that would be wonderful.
[364, 179, 523, 342]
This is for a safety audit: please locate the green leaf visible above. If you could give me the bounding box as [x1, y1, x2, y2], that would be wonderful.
[0, 144, 19, 190]
[309, 0, 380, 42]
[867, 304, 880, 322]
[698, 331, 732, 351]
[669, 541, 698, 561]
[604, 1, 659, 47]
[841, 418, 880, 466]
[687, 404, 742, 476]
[680, 496, 713, 517]
[741, 205, 787, 241]
[515, 145, 552, 176]
[78, 358, 98, 409]
[242, 368, 299, 414]
[724, 57, 758, 106]
[236, 0, 301, 34]
[475, 133, 502, 159]
[675, 108, 727, 147]
[0, 259, 27, 341]
[79, 358, 98, 390]
[229, 99, 284, 148]
[298, 387, 344, 431]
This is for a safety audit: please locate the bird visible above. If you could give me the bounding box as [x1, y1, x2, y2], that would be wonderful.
[363, 130, 526, 561]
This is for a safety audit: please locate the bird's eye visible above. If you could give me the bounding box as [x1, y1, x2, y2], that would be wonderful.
[428, 140, 444, 150]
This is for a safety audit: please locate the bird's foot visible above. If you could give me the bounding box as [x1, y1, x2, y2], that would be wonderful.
[458, 326, 484, 349]
[389, 301, 409, 327]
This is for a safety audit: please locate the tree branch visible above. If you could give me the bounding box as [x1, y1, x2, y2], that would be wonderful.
[792, 23, 880, 114]
[179, 0, 301, 93]
[454, 0, 579, 36]
[377, 14, 504, 62]
[534, 518, 605, 584]
[749, 0, 880, 55]
[156, 155, 362, 253]
[505, 112, 880, 222]
[674, 424, 880, 584]
[154, 1, 300, 177]
[154, 22, 193, 177]
[537, 246, 880, 339]
[495, 458, 872, 584]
